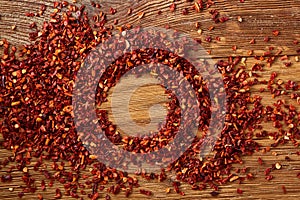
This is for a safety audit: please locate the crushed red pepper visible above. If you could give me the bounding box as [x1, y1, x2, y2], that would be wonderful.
[0, 0, 299, 199]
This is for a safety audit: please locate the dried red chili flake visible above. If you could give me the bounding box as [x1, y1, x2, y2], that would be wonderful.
[248, 50, 254, 55]
[54, 188, 62, 199]
[208, 26, 215, 31]
[207, 0, 215, 8]
[41, 180, 46, 191]
[285, 156, 292, 161]
[61, 1, 69, 7]
[140, 189, 152, 196]
[210, 191, 219, 197]
[265, 175, 274, 181]
[1, 174, 12, 182]
[40, 4, 46, 11]
[263, 51, 272, 56]
[258, 157, 263, 165]
[170, 3, 176, 12]
[281, 55, 288, 60]
[219, 16, 229, 23]
[209, 9, 219, 21]
[232, 45, 237, 51]
[18, 192, 25, 198]
[284, 62, 292, 67]
[205, 36, 212, 42]
[237, 188, 243, 194]
[25, 12, 35, 17]
[272, 30, 280, 36]
[293, 40, 299, 45]
[110, 7, 117, 15]
[264, 36, 270, 42]
[91, 192, 99, 200]
[172, 181, 182, 194]
[91, 1, 96, 7]
[182, 8, 189, 15]
[37, 194, 43, 200]
[282, 185, 287, 194]
[113, 19, 119, 25]
[194, 0, 204, 12]
[29, 22, 37, 29]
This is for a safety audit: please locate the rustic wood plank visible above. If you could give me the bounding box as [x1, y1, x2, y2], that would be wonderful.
[0, 0, 299, 57]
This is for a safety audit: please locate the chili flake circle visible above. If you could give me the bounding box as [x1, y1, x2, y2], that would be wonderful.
[72, 27, 226, 173]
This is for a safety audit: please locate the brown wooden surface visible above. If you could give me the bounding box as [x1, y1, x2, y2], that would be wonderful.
[1, 0, 300, 199]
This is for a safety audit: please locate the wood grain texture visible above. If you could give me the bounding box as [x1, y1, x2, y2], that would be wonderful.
[0, 0, 300, 199]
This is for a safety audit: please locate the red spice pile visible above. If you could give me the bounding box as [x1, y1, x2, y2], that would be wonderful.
[0, 0, 300, 199]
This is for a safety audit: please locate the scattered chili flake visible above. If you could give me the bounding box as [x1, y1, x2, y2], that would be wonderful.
[208, 26, 215, 31]
[293, 40, 299, 45]
[264, 36, 270, 42]
[265, 175, 274, 181]
[285, 156, 292, 161]
[249, 39, 255, 44]
[207, 0, 215, 8]
[25, 12, 35, 17]
[37, 194, 43, 200]
[232, 45, 237, 51]
[205, 36, 212, 42]
[109, 7, 117, 15]
[258, 157, 263, 165]
[140, 189, 152, 196]
[282, 185, 287, 194]
[284, 62, 292, 67]
[210, 191, 219, 197]
[237, 188, 243, 194]
[182, 8, 189, 15]
[194, 1, 204, 12]
[272, 30, 279, 36]
[170, 3, 176, 12]
[1, 174, 12, 182]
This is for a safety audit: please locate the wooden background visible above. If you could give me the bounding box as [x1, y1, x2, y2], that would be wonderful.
[1, 0, 300, 199]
